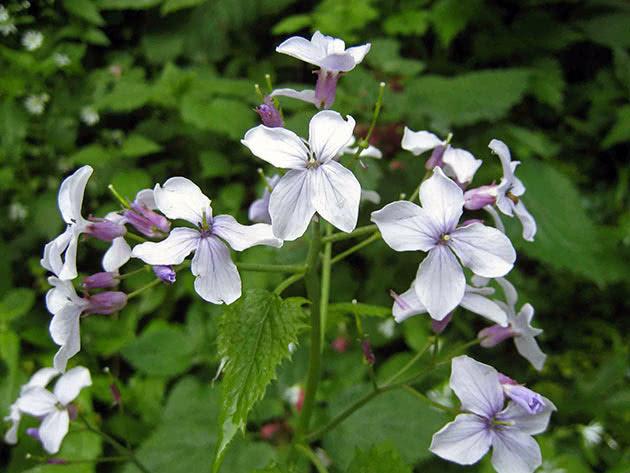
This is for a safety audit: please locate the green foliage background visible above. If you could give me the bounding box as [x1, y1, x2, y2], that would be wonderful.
[0, 0, 628, 471]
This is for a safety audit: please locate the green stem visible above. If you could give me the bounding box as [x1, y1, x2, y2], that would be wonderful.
[330, 232, 380, 265]
[107, 184, 131, 209]
[126, 278, 162, 300]
[352, 82, 386, 160]
[295, 221, 323, 441]
[322, 224, 377, 243]
[125, 232, 147, 243]
[319, 223, 333, 350]
[273, 273, 304, 295]
[382, 337, 434, 386]
[236, 262, 305, 273]
[117, 266, 150, 280]
[295, 444, 330, 473]
[401, 384, 457, 414]
[408, 169, 433, 202]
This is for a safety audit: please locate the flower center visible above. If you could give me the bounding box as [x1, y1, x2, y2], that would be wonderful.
[507, 191, 519, 204]
[438, 233, 451, 244]
[306, 155, 320, 169]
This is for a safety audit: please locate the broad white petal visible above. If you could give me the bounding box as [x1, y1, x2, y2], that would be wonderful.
[135, 188, 156, 209]
[242, 125, 309, 169]
[309, 111, 356, 163]
[41, 227, 73, 277]
[58, 165, 92, 224]
[212, 214, 282, 251]
[430, 414, 492, 465]
[513, 200, 537, 242]
[392, 285, 426, 323]
[484, 205, 505, 232]
[442, 147, 482, 185]
[153, 177, 211, 225]
[450, 355, 504, 417]
[489, 139, 515, 185]
[415, 245, 465, 320]
[248, 197, 271, 224]
[53, 332, 80, 373]
[346, 43, 371, 65]
[460, 289, 508, 326]
[39, 410, 70, 454]
[312, 161, 361, 233]
[371, 201, 438, 252]
[58, 230, 81, 281]
[270, 88, 319, 106]
[513, 330, 547, 372]
[495, 188, 515, 216]
[420, 168, 464, 233]
[49, 305, 82, 346]
[449, 223, 516, 278]
[498, 397, 556, 435]
[46, 277, 83, 315]
[491, 428, 542, 473]
[269, 169, 316, 241]
[276, 35, 325, 67]
[319, 54, 356, 72]
[26, 368, 61, 390]
[131, 227, 199, 265]
[102, 237, 131, 272]
[4, 404, 20, 444]
[192, 236, 241, 304]
[16, 387, 57, 417]
[495, 277, 518, 310]
[53, 366, 92, 406]
[361, 190, 381, 204]
[401, 127, 443, 155]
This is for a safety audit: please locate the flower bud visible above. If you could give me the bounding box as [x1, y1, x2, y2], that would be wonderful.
[124, 203, 170, 238]
[255, 97, 283, 128]
[501, 381, 545, 414]
[361, 339, 375, 365]
[425, 144, 446, 170]
[85, 218, 126, 242]
[478, 324, 514, 347]
[47, 459, 68, 465]
[431, 312, 453, 334]
[260, 422, 283, 440]
[464, 185, 497, 210]
[110, 383, 122, 406]
[152, 265, 176, 284]
[86, 291, 127, 315]
[26, 428, 40, 440]
[331, 336, 350, 353]
[82, 271, 118, 289]
[314, 70, 340, 109]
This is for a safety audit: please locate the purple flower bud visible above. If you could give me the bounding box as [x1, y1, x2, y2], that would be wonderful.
[478, 324, 514, 347]
[464, 185, 497, 210]
[85, 218, 126, 242]
[124, 203, 170, 238]
[82, 272, 118, 289]
[255, 97, 284, 128]
[86, 291, 127, 315]
[425, 145, 446, 170]
[110, 383, 122, 406]
[361, 339, 375, 365]
[431, 312, 453, 334]
[26, 428, 40, 440]
[502, 383, 545, 414]
[153, 265, 176, 284]
[497, 373, 517, 385]
[314, 70, 340, 109]
[389, 289, 410, 311]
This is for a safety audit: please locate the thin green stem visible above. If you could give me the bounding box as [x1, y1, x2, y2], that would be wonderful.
[408, 170, 432, 203]
[125, 232, 147, 243]
[273, 273, 304, 295]
[401, 384, 458, 414]
[295, 444, 330, 473]
[108, 184, 131, 209]
[320, 223, 333, 350]
[236, 262, 305, 273]
[382, 337, 434, 386]
[117, 266, 150, 280]
[330, 232, 380, 265]
[126, 278, 162, 300]
[352, 82, 386, 160]
[322, 224, 377, 243]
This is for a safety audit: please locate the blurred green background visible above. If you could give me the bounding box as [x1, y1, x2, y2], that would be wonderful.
[0, 0, 628, 472]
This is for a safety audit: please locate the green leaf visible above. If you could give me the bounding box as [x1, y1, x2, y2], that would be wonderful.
[69, 144, 110, 167]
[528, 58, 565, 110]
[577, 13, 630, 49]
[346, 443, 412, 473]
[213, 290, 304, 471]
[431, 0, 482, 47]
[111, 169, 152, 200]
[98, 0, 162, 9]
[365, 38, 424, 76]
[63, 0, 105, 25]
[161, 0, 206, 15]
[0, 288, 35, 322]
[384, 10, 430, 37]
[272, 14, 312, 35]
[602, 105, 630, 148]
[97, 69, 150, 112]
[312, 0, 379, 42]
[121, 322, 194, 377]
[120, 134, 162, 158]
[180, 95, 254, 140]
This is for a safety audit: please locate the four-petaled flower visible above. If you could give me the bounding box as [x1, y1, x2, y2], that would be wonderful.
[131, 177, 282, 303]
[430, 356, 555, 473]
[242, 110, 362, 241]
[372, 168, 516, 320]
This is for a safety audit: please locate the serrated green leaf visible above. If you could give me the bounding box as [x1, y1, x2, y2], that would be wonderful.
[365, 38, 424, 76]
[346, 443, 412, 473]
[272, 14, 312, 35]
[0, 288, 35, 322]
[180, 95, 254, 140]
[63, 0, 105, 25]
[431, 0, 482, 47]
[120, 134, 162, 158]
[213, 290, 304, 472]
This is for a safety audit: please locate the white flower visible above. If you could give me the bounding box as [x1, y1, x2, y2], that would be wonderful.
[371, 168, 516, 320]
[21, 30, 43, 50]
[377, 319, 395, 338]
[0, 6, 9, 22]
[242, 110, 362, 241]
[53, 52, 70, 67]
[16, 367, 91, 454]
[80, 106, 99, 126]
[23, 93, 49, 115]
[401, 127, 482, 186]
[131, 177, 282, 304]
[9, 202, 27, 221]
[340, 135, 382, 159]
[490, 139, 537, 241]
[579, 421, 603, 447]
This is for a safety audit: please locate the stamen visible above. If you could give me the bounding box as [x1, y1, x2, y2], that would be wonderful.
[507, 192, 519, 204]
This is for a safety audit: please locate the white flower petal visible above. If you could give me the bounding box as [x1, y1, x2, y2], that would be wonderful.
[513, 200, 537, 242]
[269, 169, 316, 241]
[319, 54, 356, 72]
[415, 245, 465, 321]
[491, 428, 542, 473]
[495, 277, 518, 310]
[102, 237, 131, 272]
[430, 414, 492, 465]
[192, 236, 241, 304]
[49, 304, 82, 346]
[41, 227, 72, 277]
[392, 284, 426, 323]
[242, 125, 309, 169]
[401, 127, 443, 155]
[212, 214, 282, 251]
[58, 165, 92, 225]
[26, 368, 61, 390]
[442, 147, 482, 185]
[58, 230, 81, 281]
[449, 223, 516, 278]
[513, 304, 546, 371]
[131, 227, 199, 265]
[371, 201, 438, 252]
[39, 409, 70, 454]
[309, 111, 356, 163]
[276, 35, 326, 67]
[420, 168, 464, 233]
[499, 398, 556, 436]
[484, 205, 505, 232]
[45, 277, 83, 315]
[153, 177, 211, 225]
[248, 197, 271, 224]
[4, 404, 20, 444]
[449, 355, 504, 417]
[345, 43, 371, 65]
[360, 190, 381, 204]
[489, 139, 515, 185]
[16, 387, 57, 417]
[495, 189, 515, 216]
[460, 288, 508, 326]
[135, 188, 156, 209]
[53, 366, 91, 406]
[312, 161, 361, 233]
[270, 88, 319, 107]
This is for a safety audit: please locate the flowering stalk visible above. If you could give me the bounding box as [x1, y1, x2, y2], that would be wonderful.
[321, 224, 378, 243]
[319, 223, 333, 350]
[352, 82, 386, 160]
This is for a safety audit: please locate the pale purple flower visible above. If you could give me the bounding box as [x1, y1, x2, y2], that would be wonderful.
[255, 97, 283, 127]
[478, 278, 547, 371]
[131, 177, 282, 303]
[430, 356, 555, 473]
[248, 174, 281, 224]
[153, 265, 176, 284]
[392, 280, 507, 326]
[242, 110, 362, 241]
[85, 291, 127, 314]
[84, 218, 126, 241]
[82, 271, 118, 289]
[123, 189, 171, 238]
[401, 128, 482, 186]
[372, 168, 516, 320]
[498, 374, 545, 415]
[16, 367, 91, 454]
[274, 31, 370, 109]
